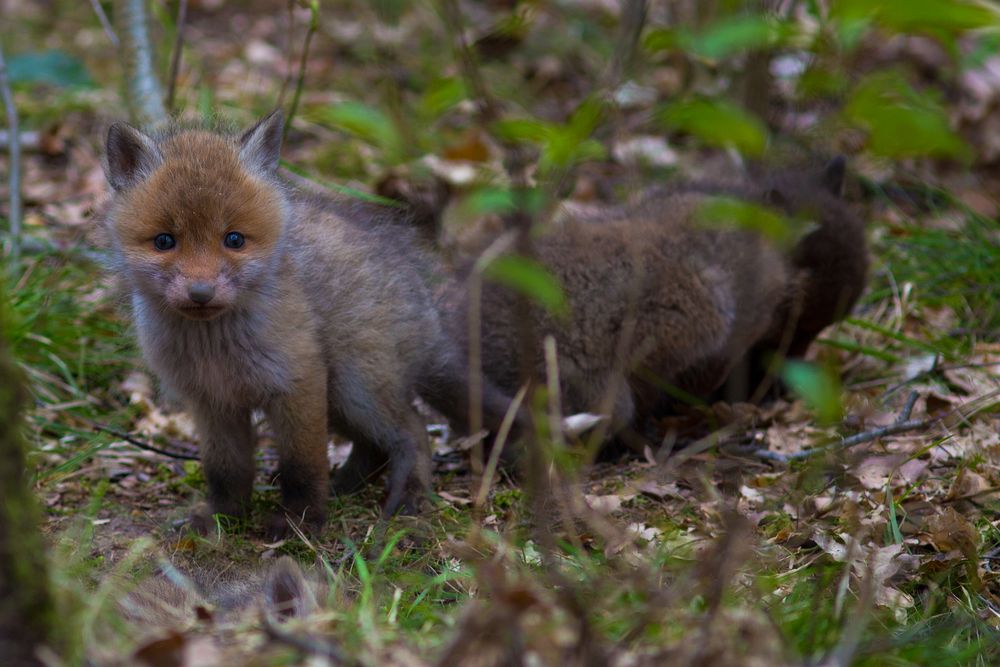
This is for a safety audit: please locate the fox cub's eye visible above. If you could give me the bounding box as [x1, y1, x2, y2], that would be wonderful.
[153, 233, 176, 251]
[223, 232, 245, 249]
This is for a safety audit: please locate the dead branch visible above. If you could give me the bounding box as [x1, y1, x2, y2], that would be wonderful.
[90, 422, 200, 461]
[752, 418, 934, 464]
[0, 38, 22, 266]
[165, 0, 188, 112]
[898, 390, 919, 423]
[114, 0, 168, 126]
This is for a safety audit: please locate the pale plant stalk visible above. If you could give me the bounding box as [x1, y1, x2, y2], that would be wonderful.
[467, 230, 518, 482]
[114, 0, 168, 126]
[0, 39, 21, 266]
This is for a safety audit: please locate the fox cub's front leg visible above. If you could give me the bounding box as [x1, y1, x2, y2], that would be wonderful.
[190, 405, 256, 530]
[265, 367, 330, 538]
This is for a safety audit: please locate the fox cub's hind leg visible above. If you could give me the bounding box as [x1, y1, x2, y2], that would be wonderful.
[328, 363, 432, 516]
[189, 405, 256, 532]
[264, 367, 330, 539]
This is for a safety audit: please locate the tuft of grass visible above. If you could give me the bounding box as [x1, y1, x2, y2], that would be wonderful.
[876, 211, 999, 340]
[5, 249, 139, 479]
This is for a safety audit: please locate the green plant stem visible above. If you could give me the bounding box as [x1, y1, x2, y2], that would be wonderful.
[283, 0, 319, 140]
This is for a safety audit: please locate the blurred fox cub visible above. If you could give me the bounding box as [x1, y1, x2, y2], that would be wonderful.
[118, 556, 321, 638]
[100, 111, 513, 536]
[450, 158, 867, 434]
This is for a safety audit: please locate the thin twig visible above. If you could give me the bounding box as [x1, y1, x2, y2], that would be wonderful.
[0, 38, 22, 266]
[602, 0, 648, 89]
[439, 0, 502, 124]
[277, 0, 296, 105]
[88, 0, 120, 46]
[898, 390, 919, 423]
[753, 418, 933, 464]
[467, 230, 518, 483]
[282, 0, 318, 140]
[165, 0, 188, 112]
[475, 384, 528, 509]
[90, 423, 200, 461]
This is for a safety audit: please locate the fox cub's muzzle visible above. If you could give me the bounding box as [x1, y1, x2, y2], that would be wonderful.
[188, 282, 216, 305]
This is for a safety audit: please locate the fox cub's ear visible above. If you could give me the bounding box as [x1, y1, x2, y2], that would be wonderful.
[105, 122, 163, 191]
[239, 110, 284, 175]
[262, 556, 317, 621]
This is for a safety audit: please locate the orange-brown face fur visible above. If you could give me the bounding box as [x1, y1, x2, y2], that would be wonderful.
[111, 131, 285, 320]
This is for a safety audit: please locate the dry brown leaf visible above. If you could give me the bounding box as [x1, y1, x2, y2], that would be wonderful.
[637, 480, 683, 500]
[439, 491, 472, 506]
[584, 494, 624, 515]
[946, 469, 1000, 506]
[442, 130, 492, 163]
[924, 507, 980, 555]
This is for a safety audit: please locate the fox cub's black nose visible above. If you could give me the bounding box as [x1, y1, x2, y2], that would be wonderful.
[188, 282, 216, 305]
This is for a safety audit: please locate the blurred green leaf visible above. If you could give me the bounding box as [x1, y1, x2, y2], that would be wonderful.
[797, 65, 850, 99]
[465, 188, 516, 216]
[833, 0, 996, 38]
[642, 27, 684, 53]
[660, 98, 767, 156]
[494, 99, 608, 174]
[419, 77, 467, 119]
[493, 118, 551, 143]
[645, 16, 793, 60]
[843, 72, 970, 160]
[693, 15, 789, 60]
[696, 196, 804, 246]
[782, 361, 843, 425]
[319, 101, 404, 160]
[7, 50, 93, 88]
[484, 255, 567, 317]
[464, 187, 545, 218]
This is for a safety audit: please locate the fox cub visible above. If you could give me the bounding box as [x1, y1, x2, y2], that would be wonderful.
[456, 190, 791, 433]
[451, 159, 866, 434]
[101, 111, 511, 536]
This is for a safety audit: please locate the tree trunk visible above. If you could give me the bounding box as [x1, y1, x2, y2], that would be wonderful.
[0, 296, 55, 666]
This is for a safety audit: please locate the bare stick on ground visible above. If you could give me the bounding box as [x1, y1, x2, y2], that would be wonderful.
[89, 422, 200, 461]
[0, 39, 22, 265]
[114, 0, 168, 126]
[751, 418, 934, 464]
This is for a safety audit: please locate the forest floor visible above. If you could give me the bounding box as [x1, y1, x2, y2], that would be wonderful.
[3, 1, 1000, 665]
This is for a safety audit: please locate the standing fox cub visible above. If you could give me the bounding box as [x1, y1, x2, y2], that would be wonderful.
[101, 111, 510, 536]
